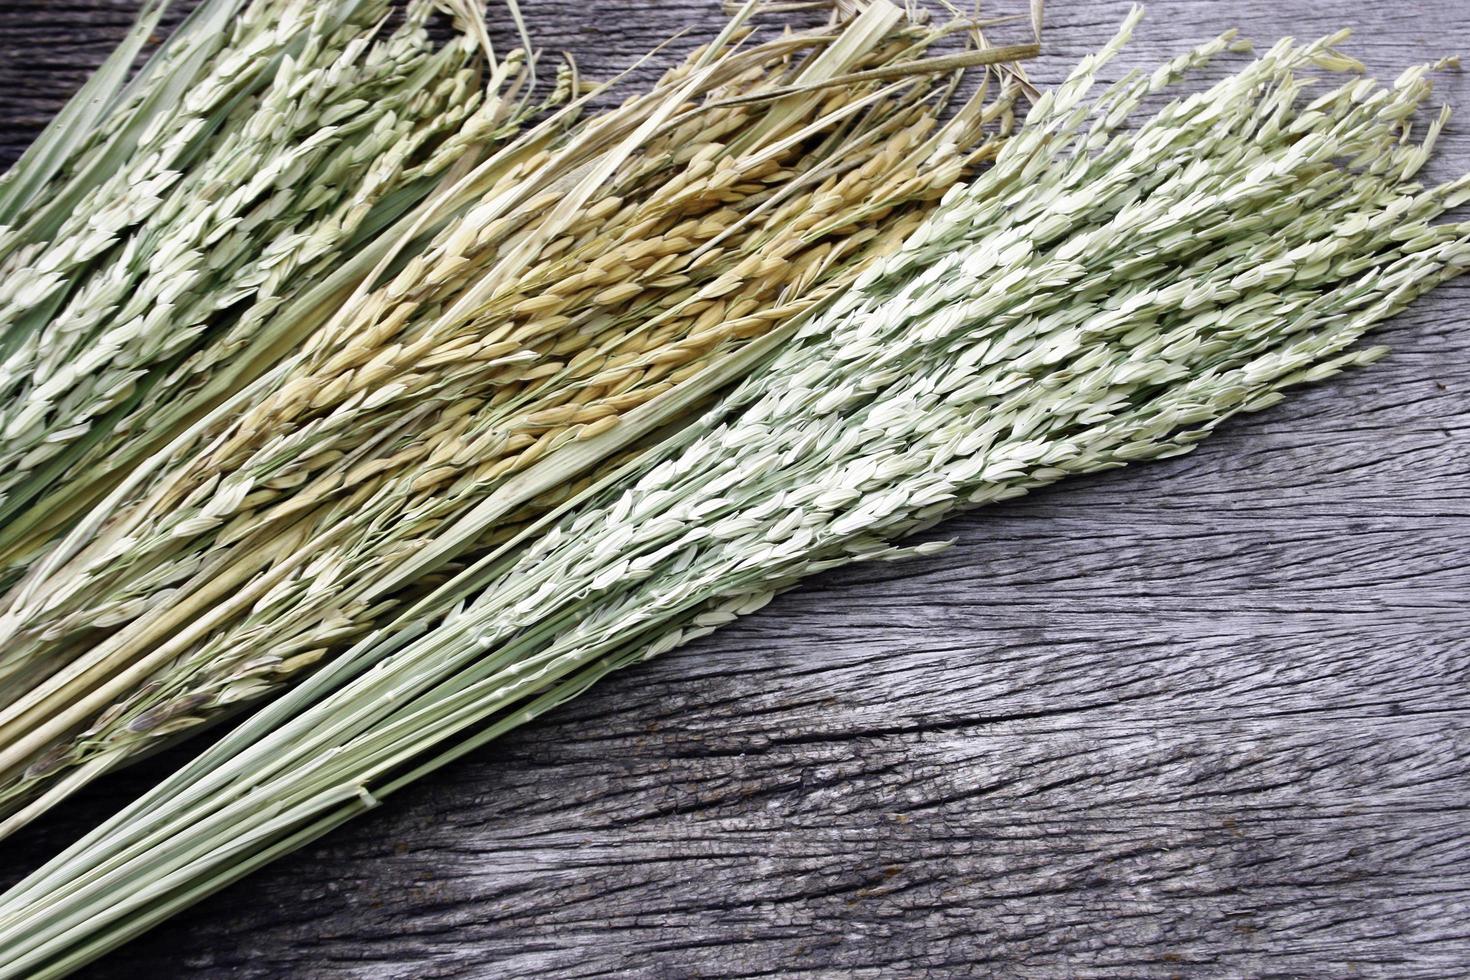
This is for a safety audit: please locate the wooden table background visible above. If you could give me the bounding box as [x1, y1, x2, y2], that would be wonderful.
[3, 0, 1469, 976]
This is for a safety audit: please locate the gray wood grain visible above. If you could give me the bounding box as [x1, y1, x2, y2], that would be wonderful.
[2, 0, 1469, 977]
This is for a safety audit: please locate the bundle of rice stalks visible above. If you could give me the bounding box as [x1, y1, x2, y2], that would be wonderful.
[0, 0, 1035, 832]
[1, 10, 1461, 975]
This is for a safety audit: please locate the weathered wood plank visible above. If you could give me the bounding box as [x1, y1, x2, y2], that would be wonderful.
[2, 0, 1469, 977]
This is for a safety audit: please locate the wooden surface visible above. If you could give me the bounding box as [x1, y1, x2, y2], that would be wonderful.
[3, 1, 1470, 977]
